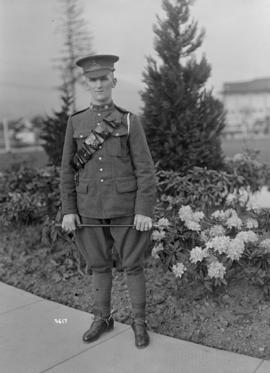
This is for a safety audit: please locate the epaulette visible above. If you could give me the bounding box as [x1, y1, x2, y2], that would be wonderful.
[114, 104, 131, 115]
[71, 107, 88, 117]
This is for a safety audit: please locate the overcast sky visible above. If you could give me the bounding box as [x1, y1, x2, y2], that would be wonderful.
[1, 0, 270, 119]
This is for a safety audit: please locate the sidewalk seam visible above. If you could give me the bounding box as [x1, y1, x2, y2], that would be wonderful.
[0, 299, 43, 315]
[252, 360, 265, 373]
[38, 327, 130, 373]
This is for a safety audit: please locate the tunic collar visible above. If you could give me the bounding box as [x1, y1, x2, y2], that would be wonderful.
[89, 101, 114, 112]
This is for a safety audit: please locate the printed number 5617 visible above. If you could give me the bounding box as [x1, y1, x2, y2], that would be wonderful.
[54, 318, 67, 324]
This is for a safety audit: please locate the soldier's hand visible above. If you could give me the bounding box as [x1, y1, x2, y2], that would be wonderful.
[62, 214, 81, 232]
[134, 214, 152, 231]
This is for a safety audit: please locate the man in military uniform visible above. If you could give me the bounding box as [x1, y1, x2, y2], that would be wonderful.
[60, 54, 156, 348]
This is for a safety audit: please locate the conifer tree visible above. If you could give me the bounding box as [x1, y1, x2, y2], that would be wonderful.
[56, 0, 93, 112]
[41, 0, 92, 166]
[40, 84, 72, 166]
[141, 0, 225, 172]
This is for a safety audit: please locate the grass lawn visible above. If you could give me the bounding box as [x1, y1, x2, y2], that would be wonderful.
[0, 148, 48, 171]
[222, 136, 270, 164]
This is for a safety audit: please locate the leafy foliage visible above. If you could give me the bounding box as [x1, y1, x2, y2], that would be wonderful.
[141, 0, 226, 172]
[155, 151, 270, 214]
[0, 166, 60, 226]
[224, 150, 270, 193]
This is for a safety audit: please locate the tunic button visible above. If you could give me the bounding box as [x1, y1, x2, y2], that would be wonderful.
[97, 122, 101, 126]
[99, 168, 103, 171]
[98, 156, 102, 160]
[80, 134, 84, 138]
[99, 146, 102, 149]
[100, 179, 104, 182]
[115, 133, 119, 136]
[98, 113, 101, 116]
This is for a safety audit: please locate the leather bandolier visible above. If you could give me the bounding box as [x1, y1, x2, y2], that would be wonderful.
[71, 117, 122, 172]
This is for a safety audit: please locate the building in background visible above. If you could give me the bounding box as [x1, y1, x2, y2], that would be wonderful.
[222, 78, 270, 138]
[0, 118, 42, 151]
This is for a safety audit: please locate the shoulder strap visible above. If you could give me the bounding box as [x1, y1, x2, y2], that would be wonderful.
[114, 104, 129, 114]
[127, 112, 131, 136]
[114, 104, 131, 136]
[71, 107, 88, 117]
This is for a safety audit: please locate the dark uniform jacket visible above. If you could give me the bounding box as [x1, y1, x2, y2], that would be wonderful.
[60, 102, 156, 219]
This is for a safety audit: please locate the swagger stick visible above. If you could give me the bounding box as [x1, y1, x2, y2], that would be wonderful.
[55, 223, 159, 228]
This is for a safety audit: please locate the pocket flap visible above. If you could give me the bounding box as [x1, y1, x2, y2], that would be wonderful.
[116, 177, 137, 193]
[111, 126, 128, 137]
[76, 183, 88, 193]
[73, 130, 89, 139]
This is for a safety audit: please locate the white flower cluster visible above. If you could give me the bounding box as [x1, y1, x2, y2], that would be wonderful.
[157, 217, 170, 227]
[151, 217, 170, 243]
[238, 188, 250, 207]
[204, 230, 258, 261]
[178, 205, 204, 232]
[151, 230, 166, 241]
[259, 239, 270, 253]
[211, 209, 227, 220]
[185, 221, 201, 231]
[226, 238, 245, 261]
[151, 243, 164, 259]
[190, 246, 208, 264]
[211, 208, 243, 230]
[226, 188, 250, 208]
[209, 224, 225, 237]
[236, 230, 258, 244]
[224, 209, 243, 230]
[225, 193, 237, 206]
[245, 218, 259, 229]
[172, 262, 187, 278]
[207, 261, 226, 279]
[206, 236, 231, 255]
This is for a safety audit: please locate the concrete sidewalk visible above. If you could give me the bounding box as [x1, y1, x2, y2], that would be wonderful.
[0, 281, 269, 373]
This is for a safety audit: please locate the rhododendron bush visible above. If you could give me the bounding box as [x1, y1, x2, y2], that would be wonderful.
[151, 205, 270, 293]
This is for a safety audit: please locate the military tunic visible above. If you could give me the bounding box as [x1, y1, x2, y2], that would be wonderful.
[60, 102, 156, 220]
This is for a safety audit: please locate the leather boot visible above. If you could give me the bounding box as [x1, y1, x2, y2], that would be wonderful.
[82, 315, 114, 343]
[131, 319, 150, 349]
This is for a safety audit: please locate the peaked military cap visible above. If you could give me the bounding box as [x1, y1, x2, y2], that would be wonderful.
[76, 54, 119, 78]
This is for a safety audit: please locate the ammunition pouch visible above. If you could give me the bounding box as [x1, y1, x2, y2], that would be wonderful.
[71, 118, 121, 172]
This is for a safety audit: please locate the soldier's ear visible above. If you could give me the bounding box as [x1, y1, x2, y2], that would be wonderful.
[112, 77, 117, 88]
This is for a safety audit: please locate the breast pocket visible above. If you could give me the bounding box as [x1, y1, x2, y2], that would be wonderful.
[106, 128, 129, 156]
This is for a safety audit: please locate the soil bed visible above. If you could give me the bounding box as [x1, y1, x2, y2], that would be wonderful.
[0, 225, 269, 360]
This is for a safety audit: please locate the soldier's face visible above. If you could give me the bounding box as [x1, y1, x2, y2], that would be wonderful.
[86, 73, 117, 104]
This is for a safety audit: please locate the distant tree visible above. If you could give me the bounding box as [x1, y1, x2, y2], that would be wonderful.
[141, 0, 226, 172]
[40, 84, 72, 166]
[56, 0, 94, 111]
